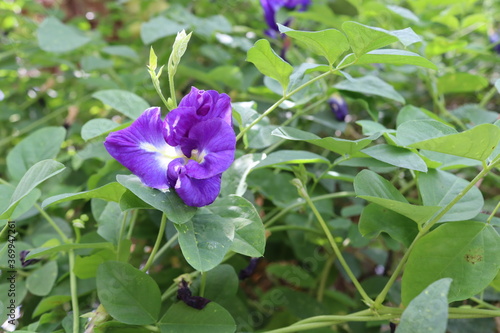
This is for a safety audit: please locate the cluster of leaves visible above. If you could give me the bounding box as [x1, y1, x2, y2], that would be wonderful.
[1, 0, 500, 333]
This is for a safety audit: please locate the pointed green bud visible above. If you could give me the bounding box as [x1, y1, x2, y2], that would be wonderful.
[149, 46, 158, 72]
[168, 30, 192, 75]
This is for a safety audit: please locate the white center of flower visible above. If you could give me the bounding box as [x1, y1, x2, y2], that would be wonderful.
[190, 149, 207, 163]
[141, 142, 182, 166]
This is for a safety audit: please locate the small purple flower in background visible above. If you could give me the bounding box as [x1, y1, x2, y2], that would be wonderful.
[328, 95, 349, 121]
[261, 0, 311, 38]
[104, 87, 236, 207]
[489, 30, 500, 54]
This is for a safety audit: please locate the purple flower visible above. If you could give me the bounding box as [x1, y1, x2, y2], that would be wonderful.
[489, 31, 500, 54]
[261, 0, 311, 38]
[328, 96, 349, 121]
[104, 87, 236, 207]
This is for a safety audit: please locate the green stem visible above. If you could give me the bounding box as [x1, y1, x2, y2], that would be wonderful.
[479, 85, 498, 108]
[126, 210, 139, 240]
[68, 249, 80, 333]
[267, 225, 323, 235]
[310, 155, 351, 193]
[200, 271, 207, 297]
[316, 256, 334, 302]
[35, 204, 69, 243]
[116, 211, 129, 260]
[373, 162, 497, 308]
[152, 233, 179, 263]
[301, 185, 373, 305]
[143, 325, 160, 332]
[141, 213, 168, 272]
[264, 314, 394, 333]
[236, 71, 332, 141]
[486, 200, 500, 224]
[470, 297, 500, 311]
[263, 191, 356, 228]
[161, 284, 179, 302]
[168, 71, 177, 108]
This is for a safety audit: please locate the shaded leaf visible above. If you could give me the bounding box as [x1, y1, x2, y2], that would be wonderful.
[402, 221, 500, 304]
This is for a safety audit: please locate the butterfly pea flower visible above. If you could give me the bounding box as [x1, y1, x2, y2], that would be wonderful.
[489, 30, 500, 54]
[328, 95, 349, 121]
[261, 0, 311, 38]
[104, 87, 236, 207]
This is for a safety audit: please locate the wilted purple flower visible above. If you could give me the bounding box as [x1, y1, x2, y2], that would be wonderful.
[20, 250, 41, 267]
[104, 87, 236, 207]
[261, 0, 311, 38]
[328, 96, 349, 121]
[177, 279, 211, 310]
[489, 31, 500, 54]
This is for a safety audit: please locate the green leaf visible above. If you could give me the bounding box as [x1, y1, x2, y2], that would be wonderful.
[402, 221, 500, 304]
[207, 196, 265, 257]
[33, 295, 72, 317]
[97, 261, 161, 325]
[361, 144, 428, 172]
[158, 302, 236, 333]
[397, 278, 451, 333]
[37, 17, 90, 53]
[93, 200, 126, 245]
[81, 55, 114, 71]
[174, 208, 235, 271]
[278, 25, 349, 65]
[254, 150, 329, 169]
[418, 169, 483, 223]
[6, 126, 66, 181]
[74, 250, 116, 279]
[42, 182, 126, 209]
[438, 73, 489, 94]
[387, 5, 420, 23]
[0, 160, 66, 219]
[396, 105, 453, 128]
[116, 175, 196, 224]
[221, 154, 265, 197]
[396, 120, 457, 146]
[195, 264, 239, 303]
[342, 21, 399, 56]
[354, 170, 440, 225]
[92, 90, 150, 119]
[359, 204, 418, 247]
[81, 119, 120, 141]
[0, 186, 41, 221]
[272, 127, 379, 155]
[342, 49, 436, 69]
[408, 124, 500, 162]
[119, 190, 154, 211]
[26, 242, 113, 260]
[102, 45, 139, 59]
[140, 17, 187, 44]
[334, 75, 405, 103]
[26, 261, 58, 296]
[267, 263, 315, 288]
[246, 39, 294, 93]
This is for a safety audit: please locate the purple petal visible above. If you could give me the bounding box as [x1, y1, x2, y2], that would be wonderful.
[104, 107, 180, 190]
[283, 0, 311, 10]
[261, 0, 280, 32]
[164, 107, 198, 146]
[184, 119, 236, 179]
[328, 96, 349, 121]
[178, 87, 232, 126]
[175, 173, 222, 207]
